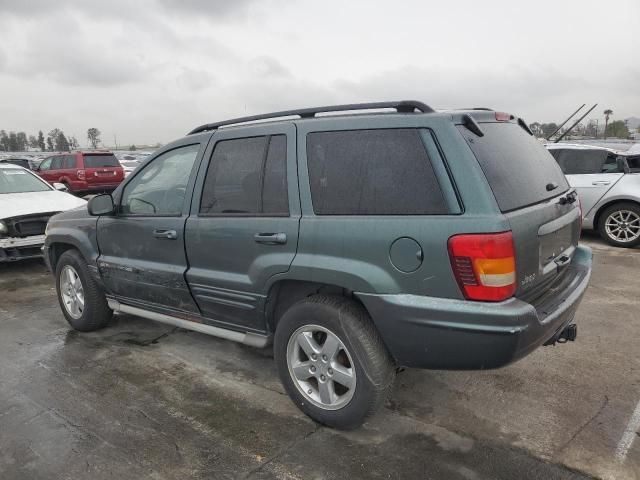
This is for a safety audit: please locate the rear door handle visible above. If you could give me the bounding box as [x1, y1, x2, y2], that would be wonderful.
[254, 233, 287, 244]
[591, 181, 611, 186]
[153, 229, 178, 240]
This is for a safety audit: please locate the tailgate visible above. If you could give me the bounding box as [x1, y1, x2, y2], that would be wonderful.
[456, 118, 580, 297]
[82, 154, 123, 184]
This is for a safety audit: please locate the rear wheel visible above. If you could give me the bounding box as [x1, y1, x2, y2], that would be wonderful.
[274, 295, 395, 429]
[55, 249, 112, 331]
[598, 202, 640, 248]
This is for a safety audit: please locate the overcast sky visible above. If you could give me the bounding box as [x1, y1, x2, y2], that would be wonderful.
[1, 0, 638, 146]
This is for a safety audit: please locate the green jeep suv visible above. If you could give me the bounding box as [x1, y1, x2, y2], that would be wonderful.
[43, 101, 592, 429]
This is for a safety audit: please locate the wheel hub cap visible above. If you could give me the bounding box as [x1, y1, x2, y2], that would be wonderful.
[286, 325, 356, 410]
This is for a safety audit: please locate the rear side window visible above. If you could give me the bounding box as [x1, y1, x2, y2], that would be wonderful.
[83, 154, 120, 168]
[51, 156, 63, 170]
[550, 149, 620, 174]
[200, 135, 289, 215]
[457, 123, 569, 212]
[306, 129, 448, 215]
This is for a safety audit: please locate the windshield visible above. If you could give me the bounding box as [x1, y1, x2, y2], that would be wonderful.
[83, 154, 120, 168]
[0, 169, 51, 194]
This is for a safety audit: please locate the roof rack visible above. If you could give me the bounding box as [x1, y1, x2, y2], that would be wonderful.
[188, 100, 434, 135]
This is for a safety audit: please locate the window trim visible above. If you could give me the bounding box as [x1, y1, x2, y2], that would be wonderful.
[198, 134, 291, 218]
[117, 143, 201, 218]
[305, 127, 453, 216]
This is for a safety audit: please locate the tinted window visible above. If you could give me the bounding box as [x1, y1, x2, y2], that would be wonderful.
[627, 155, 640, 173]
[551, 149, 617, 174]
[121, 144, 199, 215]
[306, 129, 447, 215]
[200, 135, 289, 215]
[62, 155, 76, 169]
[83, 154, 120, 168]
[38, 158, 52, 170]
[50, 156, 63, 170]
[457, 123, 568, 212]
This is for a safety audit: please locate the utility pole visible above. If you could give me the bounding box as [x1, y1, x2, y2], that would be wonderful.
[113, 134, 118, 150]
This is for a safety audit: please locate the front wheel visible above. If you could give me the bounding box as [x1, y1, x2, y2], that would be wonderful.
[598, 202, 640, 248]
[55, 249, 112, 331]
[274, 295, 395, 429]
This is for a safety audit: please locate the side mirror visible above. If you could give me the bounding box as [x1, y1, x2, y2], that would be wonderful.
[52, 182, 68, 192]
[88, 194, 115, 216]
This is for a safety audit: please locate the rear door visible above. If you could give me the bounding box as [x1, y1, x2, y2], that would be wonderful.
[97, 143, 202, 312]
[549, 148, 624, 216]
[82, 153, 124, 186]
[457, 121, 581, 297]
[185, 124, 299, 332]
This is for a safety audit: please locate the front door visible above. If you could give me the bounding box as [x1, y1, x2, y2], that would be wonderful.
[97, 142, 203, 313]
[185, 124, 299, 332]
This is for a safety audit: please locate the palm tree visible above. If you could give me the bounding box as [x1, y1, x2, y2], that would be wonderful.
[603, 109, 613, 139]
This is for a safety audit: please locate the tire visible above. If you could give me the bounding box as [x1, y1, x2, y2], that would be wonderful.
[597, 202, 640, 248]
[274, 295, 395, 429]
[55, 249, 112, 331]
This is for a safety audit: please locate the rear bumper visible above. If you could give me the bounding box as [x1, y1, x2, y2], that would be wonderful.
[0, 235, 45, 262]
[356, 245, 592, 370]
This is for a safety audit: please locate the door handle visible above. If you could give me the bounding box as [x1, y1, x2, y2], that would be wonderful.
[153, 229, 178, 240]
[591, 181, 611, 186]
[254, 233, 287, 245]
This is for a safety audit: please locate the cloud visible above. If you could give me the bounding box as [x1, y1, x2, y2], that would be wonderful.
[249, 56, 292, 79]
[176, 67, 215, 91]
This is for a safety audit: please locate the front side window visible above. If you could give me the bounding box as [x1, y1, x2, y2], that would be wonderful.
[50, 156, 63, 170]
[200, 135, 288, 215]
[306, 128, 447, 215]
[39, 158, 52, 170]
[62, 155, 76, 169]
[121, 144, 200, 216]
[552, 149, 616, 175]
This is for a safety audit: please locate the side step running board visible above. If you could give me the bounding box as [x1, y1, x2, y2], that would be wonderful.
[107, 299, 270, 348]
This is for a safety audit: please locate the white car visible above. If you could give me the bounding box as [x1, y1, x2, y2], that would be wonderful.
[0, 164, 86, 262]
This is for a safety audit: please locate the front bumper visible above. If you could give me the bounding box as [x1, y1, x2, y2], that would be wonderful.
[0, 235, 46, 262]
[356, 245, 592, 370]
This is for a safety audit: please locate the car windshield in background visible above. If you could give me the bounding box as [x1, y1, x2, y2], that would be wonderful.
[457, 122, 569, 212]
[83, 154, 120, 168]
[0, 169, 51, 194]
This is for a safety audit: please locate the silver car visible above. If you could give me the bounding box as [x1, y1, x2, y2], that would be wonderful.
[547, 143, 640, 247]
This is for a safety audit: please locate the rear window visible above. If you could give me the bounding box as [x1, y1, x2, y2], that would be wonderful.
[306, 129, 448, 215]
[457, 123, 569, 212]
[549, 149, 622, 174]
[83, 154, 120, 168]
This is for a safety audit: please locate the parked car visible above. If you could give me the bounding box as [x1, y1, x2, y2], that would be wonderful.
[0, 157, 32, 169]
[119, 159, 141, 177]
[546, 143, 640, 247]
[35, 151, 124, 196]
[44, 101, 592, 428]
[0, 164, 86, 262]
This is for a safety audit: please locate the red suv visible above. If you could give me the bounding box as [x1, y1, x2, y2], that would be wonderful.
[36, 151, 124, 196]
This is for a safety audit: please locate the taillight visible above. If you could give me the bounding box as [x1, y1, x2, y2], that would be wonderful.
[448, 232, 516, 302]
[77, 169, 86, 180]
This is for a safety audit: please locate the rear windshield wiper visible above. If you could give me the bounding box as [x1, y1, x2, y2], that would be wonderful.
[462, 114, 484, 137]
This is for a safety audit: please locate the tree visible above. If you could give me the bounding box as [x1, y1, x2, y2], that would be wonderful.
[37, 130, 46, 152]
[129, 144, 137, 151]
[541, 123, 559, 138]
[46, 137, 54, 152]
[87, 128, 101, 149]
[603, 109, 613, 139]
[68, 136, 79, 150]
[55, 131, 70, 151]
[47, 129, 61, 151]
[8, 132, 18, 151]
[28, 135, 38, 150]
[0, 130, 8, 151]
[605, 120, 629, 139]
[585, 120, 598, 137]
[529, 122, 543, 137]
[16, 132, 27, 151]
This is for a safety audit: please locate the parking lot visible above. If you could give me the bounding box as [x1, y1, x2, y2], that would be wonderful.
[0, 233, 638, 480]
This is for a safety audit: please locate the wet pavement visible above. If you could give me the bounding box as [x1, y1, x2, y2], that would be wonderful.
[0, 233, 638, 479]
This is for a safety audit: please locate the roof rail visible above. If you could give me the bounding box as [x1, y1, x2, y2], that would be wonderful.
[188, 100, 434, 135]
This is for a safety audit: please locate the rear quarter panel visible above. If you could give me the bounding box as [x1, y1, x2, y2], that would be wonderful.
[277, 114, 509, 298]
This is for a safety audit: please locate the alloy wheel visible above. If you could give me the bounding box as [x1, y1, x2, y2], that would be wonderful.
[60, 265, 85, 319]
[605, 210, 640, 243]
[286, 324, 356, 410]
